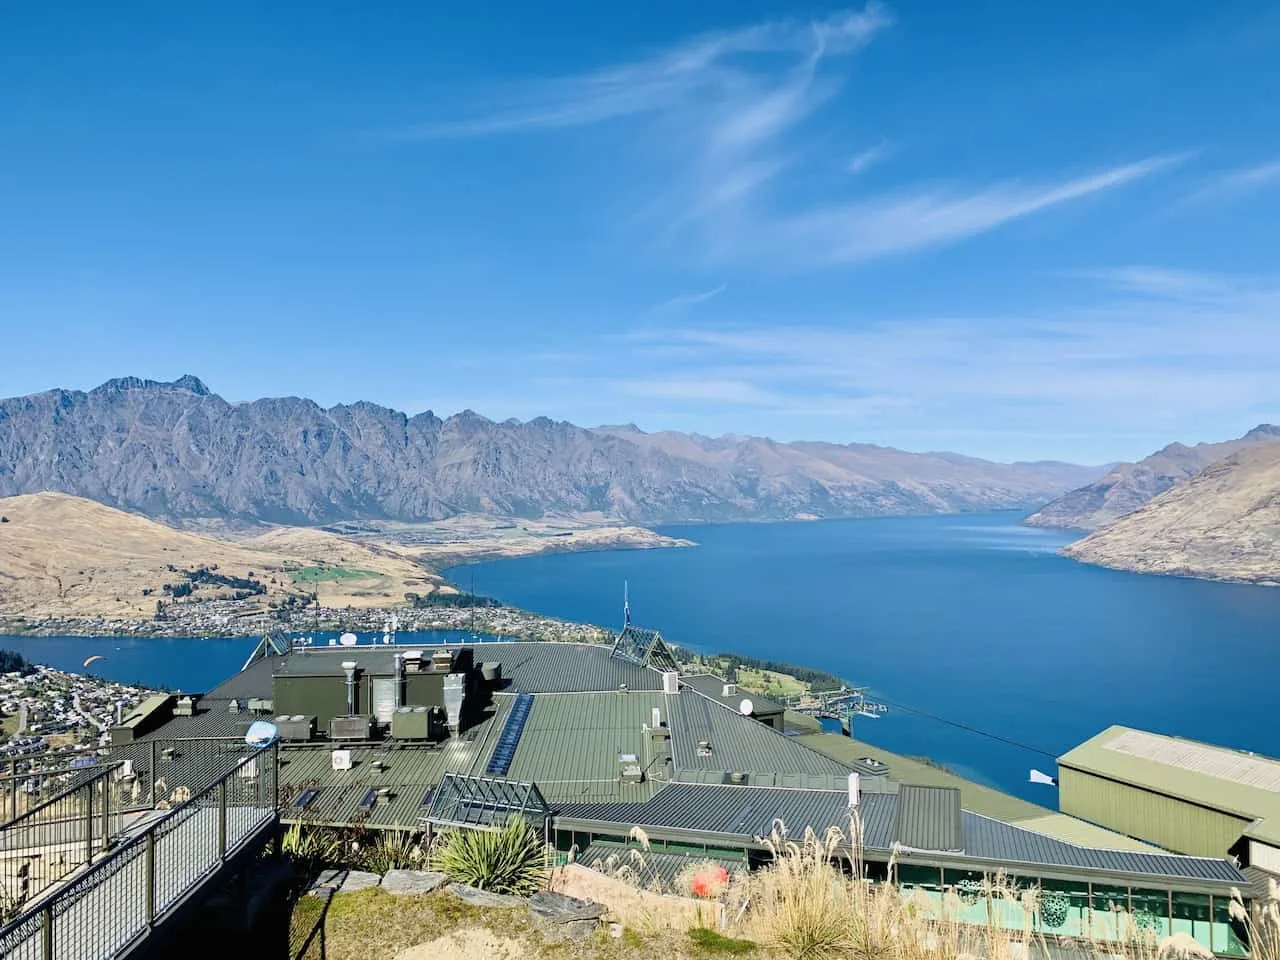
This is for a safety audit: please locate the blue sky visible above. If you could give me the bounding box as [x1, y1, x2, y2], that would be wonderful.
[2, 1, 1279, 464]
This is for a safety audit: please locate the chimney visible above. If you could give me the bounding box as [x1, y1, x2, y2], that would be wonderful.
[848, 772, 860, 808]
[341, 660, 358, 716]
[393, 653, 404, 709]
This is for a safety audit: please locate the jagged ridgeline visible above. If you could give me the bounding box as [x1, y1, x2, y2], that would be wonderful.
[0, 376, 1105, 525]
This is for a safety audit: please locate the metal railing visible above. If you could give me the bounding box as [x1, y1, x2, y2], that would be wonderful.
[0, 764, 120, 826]
[0, 745, 279, 960]
[0, 766, 126, 923]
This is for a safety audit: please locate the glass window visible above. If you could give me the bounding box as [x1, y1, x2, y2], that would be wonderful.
[1212, 893, 1250, 958]
[1130, 888, 1171, 940]
[1038, 879, 1091, 938]
[898, 864, 943, 913]
[943, 869, 990, 926]
[1172, 892, 1213, 955]
[1090, 884, 1130, 941]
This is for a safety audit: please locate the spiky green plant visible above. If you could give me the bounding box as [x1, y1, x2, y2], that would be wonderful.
[356, 829, 429, 874]
[437, 818, 545, 896]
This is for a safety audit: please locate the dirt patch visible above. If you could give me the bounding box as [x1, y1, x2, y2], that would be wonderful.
[394, 927, 528, 960]
[549, 864, 718, 933]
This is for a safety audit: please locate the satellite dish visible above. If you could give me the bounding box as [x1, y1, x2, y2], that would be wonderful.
[739, 698, 754, 716]
[339, 632, 358, 647]
[245, 720, 278, 747]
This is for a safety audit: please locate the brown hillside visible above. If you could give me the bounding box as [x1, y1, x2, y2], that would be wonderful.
[1063, 442, 1280, 584]
[0, 493, 442, 618]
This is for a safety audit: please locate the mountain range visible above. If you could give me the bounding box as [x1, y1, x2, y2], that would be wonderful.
[0, 376, 1104, 526]
[1063, 441, 1280, 584]
[1023, 424, 1280, 531]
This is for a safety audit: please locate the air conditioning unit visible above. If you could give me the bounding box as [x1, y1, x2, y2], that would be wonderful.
[722, 683, 737, 697]
[618, 753, 643, 784]
[331, 750, 353, 771]
[247, 698, 273, 713]
[275, 715, 316, 742]
[391, 706, 431, 740]
[330, 715, 373, 741]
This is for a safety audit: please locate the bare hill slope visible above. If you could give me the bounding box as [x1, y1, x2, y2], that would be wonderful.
[0, 493, 441, 619]
[1063, 442, 1280, 584]
[1025, 425, 1280, 531]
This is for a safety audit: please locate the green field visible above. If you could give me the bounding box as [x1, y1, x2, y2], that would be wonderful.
[289, 566, 380, 585]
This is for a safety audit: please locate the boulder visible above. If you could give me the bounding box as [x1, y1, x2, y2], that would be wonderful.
[449, 884, 528, 909]
[528, 891, 605, 923]
[382, 870, 449, 896]
[337, 870, 382, 894]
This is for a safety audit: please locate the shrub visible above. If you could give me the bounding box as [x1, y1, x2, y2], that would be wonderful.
[437, 818, 545, 896]
[355, 829, 430, 874]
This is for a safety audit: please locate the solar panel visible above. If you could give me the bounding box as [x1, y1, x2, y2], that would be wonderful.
[292, 788, 319, 809]
[485, 693, 534, 777]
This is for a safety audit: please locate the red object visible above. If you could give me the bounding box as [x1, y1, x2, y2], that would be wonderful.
[691, 865, 730, 897]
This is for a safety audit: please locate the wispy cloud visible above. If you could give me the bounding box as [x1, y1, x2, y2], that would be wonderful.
[1183, 158, 1280, 205]
[848, 139, 891, 174]
[655, 283, 728, 311]
[402, 5, 1174, 269]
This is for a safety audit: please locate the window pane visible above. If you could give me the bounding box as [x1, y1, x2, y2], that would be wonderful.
[1091, 884, 1130, 942]
[1172, 891, 1213, 955]
[1212, 894, 1250, 958]
[943, 869, 990, 926]
[1130, 888, 1171, 939]
[1039, 880, 1090, 938]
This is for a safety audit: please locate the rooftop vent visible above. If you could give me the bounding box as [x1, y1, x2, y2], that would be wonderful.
[430, 649, 453, 672]
[728, 771, 748, 785]
[341, 660, 359, 716]
[696, 739, 712, 758]
[618, 753, 643, 784]
[848, 772, 860, 808]
[661, 671, 679, 695]
[651, 707, 662, 729]
[175, 696, 196, 717]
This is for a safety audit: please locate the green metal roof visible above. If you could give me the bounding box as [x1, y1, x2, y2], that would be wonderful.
[896, 784, 962, 851]
[680, 675, 785, 718]
[1059, 725, 1280, 846]
[799, 731, 1161, 852]
[503, 691, 662, 804]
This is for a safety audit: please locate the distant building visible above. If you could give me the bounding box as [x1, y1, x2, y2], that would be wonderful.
[1060, 725, 1280, 879]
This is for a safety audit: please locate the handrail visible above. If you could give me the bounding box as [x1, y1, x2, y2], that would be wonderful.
[0, 743, 280, 960]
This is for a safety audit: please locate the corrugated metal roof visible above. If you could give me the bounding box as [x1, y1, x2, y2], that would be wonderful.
[1059, 725, 1280, 846]
[208, 656, 276, 701]
[134, 697, 257, 741]
[960, 811, 1245, 884]
[503, 692, 663, 804]
[666, 691, 851, 782]
[680, 675, 785, 717]
[799, 732, 1159, 852]
[896, 785, 962, 852]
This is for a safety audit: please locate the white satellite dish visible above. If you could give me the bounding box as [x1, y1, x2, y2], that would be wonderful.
[739, 698, 754, 716]
[245, 720, 278, 747]
[339, 632, 358, 647]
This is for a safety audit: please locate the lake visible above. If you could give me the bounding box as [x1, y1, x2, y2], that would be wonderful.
[5, 511, 1277, 805]
[446, 512, 1280, 804]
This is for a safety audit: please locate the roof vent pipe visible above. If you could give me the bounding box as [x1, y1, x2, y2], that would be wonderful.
[848, 772, 860, 808]
[393, 653, 404, 709]
[341, 660, 358, 716]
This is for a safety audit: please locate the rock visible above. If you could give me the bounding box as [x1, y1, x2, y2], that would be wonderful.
[382, 870, 448, 896]
[307, 868, 348, 896]
[449, 885, 528, 909]
[337, 870, 382, 894]
[528, 891, 605, 923]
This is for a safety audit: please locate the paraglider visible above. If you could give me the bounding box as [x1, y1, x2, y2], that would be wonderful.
[82, 655, 105, 669]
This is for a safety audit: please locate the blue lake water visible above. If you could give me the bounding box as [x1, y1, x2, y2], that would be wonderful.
[445, 512, 1280, 804]
[4, 511, 1277, 807]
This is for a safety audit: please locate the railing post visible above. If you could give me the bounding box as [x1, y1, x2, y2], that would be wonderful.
[9, 774, 15, 822]
[101, 772, 111, 849]
[218, 779, 228, 861]
[83, 783, 94, 865]
[150, 739, 158, 803]
[145, 830, 156, 928]
[41, 904, 53, 960]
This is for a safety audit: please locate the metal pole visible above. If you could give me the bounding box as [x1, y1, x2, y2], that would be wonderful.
[150, 740, 158, 803]
[41, 905, 53, 960]
[218, 779, 228, 860]
[145, 831, 156, 928]
[100, 775, 111, 850]
[9, 774, 15, 822]
[84, 784, 94, 865]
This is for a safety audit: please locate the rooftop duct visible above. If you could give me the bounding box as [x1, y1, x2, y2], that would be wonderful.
[443, 672, 465, 732]
[393, 653, 405, 710]
[848, 772, 861, 808]
[341, 660, 358, 716]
